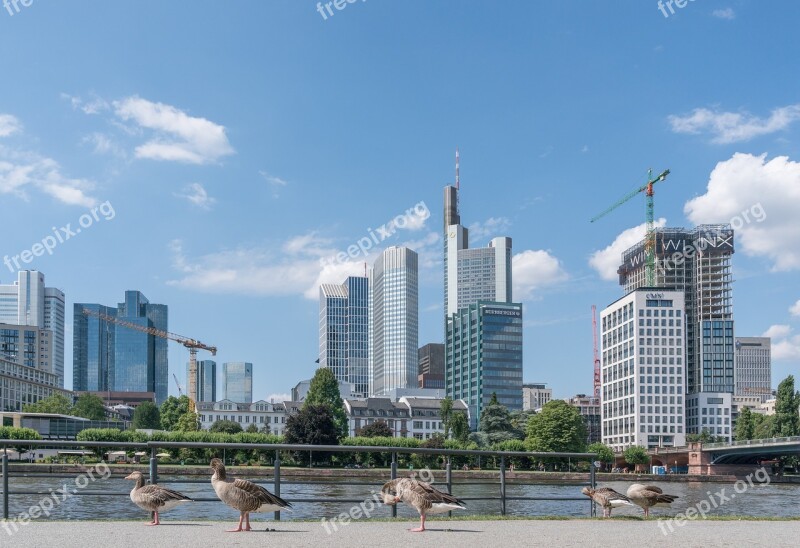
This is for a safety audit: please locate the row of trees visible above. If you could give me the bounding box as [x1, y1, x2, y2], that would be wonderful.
[23, 393, 108, 421]
[736, 375, 800, 441]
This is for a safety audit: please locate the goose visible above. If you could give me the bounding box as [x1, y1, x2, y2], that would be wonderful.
[381, 477, 466, 532]
[626, 483, 679, 518]
[124, 470, 193, 525]
[210, 458, 292, 532]
[581, 487, 634, 517]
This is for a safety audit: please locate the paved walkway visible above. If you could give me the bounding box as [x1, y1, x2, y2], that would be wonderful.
[2, 519, 797, 547]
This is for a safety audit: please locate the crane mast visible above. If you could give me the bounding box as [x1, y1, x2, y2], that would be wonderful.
[592, 305, 601, 400]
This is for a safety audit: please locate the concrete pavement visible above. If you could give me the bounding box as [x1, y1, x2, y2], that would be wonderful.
[2, 519, 798, 547]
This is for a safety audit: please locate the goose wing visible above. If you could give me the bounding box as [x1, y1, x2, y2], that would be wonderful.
[136, 484, 192, 508]
[413, 480, 466, 507]
[232, 478, 292, 509]
[593, 487, 631, 506]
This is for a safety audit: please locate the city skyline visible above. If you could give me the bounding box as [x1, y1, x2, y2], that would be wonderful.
[2, 2, 799, 404]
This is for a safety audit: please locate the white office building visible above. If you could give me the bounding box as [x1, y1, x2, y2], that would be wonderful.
[369, 247, 418, 396]
[523, 383, 552, 411]
[0, 271, 64, 384]
[196, 400, 286, 435]
[601, 289, 686, 452]
[734, 337, 771, 401]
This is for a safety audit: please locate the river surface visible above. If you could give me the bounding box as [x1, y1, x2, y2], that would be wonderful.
[3, 474, 798, 522]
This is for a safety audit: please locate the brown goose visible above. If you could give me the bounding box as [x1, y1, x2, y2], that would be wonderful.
[210, 458, 291, 532]
[381, 477, 466, 532]
[626, 483, 679, 518]
[124, 470, 193, 525]
[581, 487, 634, 517]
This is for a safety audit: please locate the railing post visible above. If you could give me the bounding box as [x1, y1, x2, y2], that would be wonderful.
[149, 448, 158, 485]
[390, 452, 397, 518]
[2, 449, 8, 520]
[499, 455, 506, 516]
[446, 458, 452, 517]
[274, 451, 281, 522]
[589, 461, 597, 517]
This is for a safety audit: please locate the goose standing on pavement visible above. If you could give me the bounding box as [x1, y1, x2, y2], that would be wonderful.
[124, 470, 193, 525]
[381, 477, 466, 532]
[581, 487, 634, 517]
[626, 483, 679, 518]
[210, 458, 292, 532]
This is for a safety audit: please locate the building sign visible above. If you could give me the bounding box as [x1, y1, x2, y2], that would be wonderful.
[483, 308, 522, 317]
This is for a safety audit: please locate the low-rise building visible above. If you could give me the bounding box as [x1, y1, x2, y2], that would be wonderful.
[523, 383, 552, 411]
[343, 396, 469, 440]
[0, 357, 70, 412]
[0, 411, 127, 439]
[197, 399, 287, 435]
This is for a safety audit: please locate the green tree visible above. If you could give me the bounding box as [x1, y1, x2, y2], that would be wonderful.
[525, 400, 587, 453]
[132, 402, 161, 429]
[304, 368, 347, 438]
[587, 442, 615, 469]
[623, 445, 650, 471]
[450, 412, 470, 443]
[22, 393, 73, 415]
[357, 420, 393, 438]
[160, 395, 191, 431]
[735, 407, 755, 441]
[772, 375, 800, 437]
[175, 411, 200, 432]
[439, 397, 454, 439]
[283, 404, 340, 465]
[72, 394, 107, 421]
[510, 409, 536, 434]
[479, 393, 519, 444]
[246, 423, 259, 433]
[210, 419, 244, 434]
[753, 414, 774, 439]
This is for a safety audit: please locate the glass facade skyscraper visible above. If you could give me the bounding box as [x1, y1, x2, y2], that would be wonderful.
[73, 290, 169, 404]
[222, 362, 253, 403]
[370, 247, 418, 396]
[188, 359, 216, 402]
[319, 276, 369, 396]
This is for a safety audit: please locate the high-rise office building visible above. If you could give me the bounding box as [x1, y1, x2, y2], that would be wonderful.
[370, 247, 418, 396]
[319, 276, 369, 396]
[0, 271, 64, 384]
[74, 291, 169, 403]
[443, 159, 522, 423]
[522, 383, 552, 411]
[188, 359, 217, 402]
[222, 362, 253, 403]
[734, 337, 771, 401]
[418, 343, 445, 389]
[601, 289, 687, 451]
[566, 394, 602, 445]
[618, 225, 735, 441]
[0, 323, 53, 370]
[72, 304, 117, 392]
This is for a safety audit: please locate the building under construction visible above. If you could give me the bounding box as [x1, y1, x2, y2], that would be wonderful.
[617, 224, 736, 440]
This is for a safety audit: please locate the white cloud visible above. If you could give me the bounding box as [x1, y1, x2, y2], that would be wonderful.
[175, 183, 216, 210]
[113, 96, 234, 164]
[512, 249, 569, 300]
[668, 104, 800, 143]
[763, 324, 800, 361]
[264, 393, 291, 403]
[589, 219, 668, 281]
[61, 93, 110, 115]
[712, 8, 736, 20]
[790, 300, 800, 317]
[468, 217, 511, 244]
[82, 132, 126, 158]
[260, 171, 288, 198]
[0, 146, 97, 207]
[684, 153, 800, 270]
[0, 114, 21, 137]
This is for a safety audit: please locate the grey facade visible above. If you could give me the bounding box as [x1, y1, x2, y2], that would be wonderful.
[222, 362, 253, 403]
[418, 343, 444, 389]
[734, 337, 771, 401]
[188, 359, 216, 403]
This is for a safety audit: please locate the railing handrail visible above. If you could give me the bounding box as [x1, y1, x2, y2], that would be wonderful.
[0, 439, 596, 459]
[704, 435, 800, 449]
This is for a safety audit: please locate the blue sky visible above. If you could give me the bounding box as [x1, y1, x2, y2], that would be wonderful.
[1, 0, 798, 402]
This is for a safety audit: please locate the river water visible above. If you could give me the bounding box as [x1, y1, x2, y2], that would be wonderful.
[3, 473, 798, 522]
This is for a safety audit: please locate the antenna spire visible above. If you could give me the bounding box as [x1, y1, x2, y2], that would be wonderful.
[455, 147, 460, 190]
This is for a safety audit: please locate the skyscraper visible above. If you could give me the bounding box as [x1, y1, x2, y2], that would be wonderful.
[188, 359, 216, 402]
[74, 291, 169, 403]
[319, 276, 369, 396]
[370, 247, 418, 396]
[0, 271, 64, 384]
[222, 362, 253, 403]
[418, 343, 444, 389]
[734, 337, 771, 401]
[618, 225, 735, 441]
[443, 158, 522, 422]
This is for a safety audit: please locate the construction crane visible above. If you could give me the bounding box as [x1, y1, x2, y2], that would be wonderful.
[81, 308, 216, 411]
[173, 373, 184, 396]
[591, 168, 671, 286]
[592, 305, 601, 401]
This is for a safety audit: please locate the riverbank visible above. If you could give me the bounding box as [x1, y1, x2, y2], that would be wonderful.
[6, 462, 798, 483]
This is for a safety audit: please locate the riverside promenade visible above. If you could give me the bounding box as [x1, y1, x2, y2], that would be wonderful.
[2, 520, 798, 547]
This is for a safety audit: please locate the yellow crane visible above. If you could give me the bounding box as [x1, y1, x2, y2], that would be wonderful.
[81, 308, 216, 412]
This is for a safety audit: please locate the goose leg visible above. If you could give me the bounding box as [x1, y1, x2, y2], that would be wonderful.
[146, 511, 159, 526]
[410, 513, 426, 532]
[227, 514, 245, 532]
[244, 512, 252, 532]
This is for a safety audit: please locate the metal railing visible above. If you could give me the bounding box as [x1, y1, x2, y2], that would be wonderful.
[0, 439, 598, 520]
[704, 436, 800, 449]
